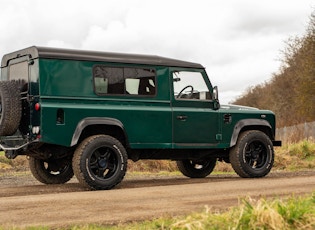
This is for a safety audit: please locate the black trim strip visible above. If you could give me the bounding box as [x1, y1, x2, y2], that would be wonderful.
[230, 119, 272, 147]
[70, 117, 127, 146]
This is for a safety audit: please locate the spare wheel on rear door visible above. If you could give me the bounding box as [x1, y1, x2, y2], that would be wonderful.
[0, 81, 22, 136]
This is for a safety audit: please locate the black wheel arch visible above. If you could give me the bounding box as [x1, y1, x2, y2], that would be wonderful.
[230, 119, 274, 147]
[71, 117, 129, 148]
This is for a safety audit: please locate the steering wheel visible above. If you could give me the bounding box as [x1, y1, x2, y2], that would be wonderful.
[177, 85, 194, 99]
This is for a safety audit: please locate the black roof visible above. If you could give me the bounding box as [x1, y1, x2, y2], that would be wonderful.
[1, 46, 204, 68]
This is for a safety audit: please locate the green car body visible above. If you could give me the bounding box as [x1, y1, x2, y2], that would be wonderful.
[0, 46, 281, 190]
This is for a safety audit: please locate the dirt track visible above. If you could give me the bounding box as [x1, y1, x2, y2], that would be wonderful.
[0, 171, 314, 228]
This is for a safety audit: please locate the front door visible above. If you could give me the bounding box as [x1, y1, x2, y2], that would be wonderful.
[171, 69, 219, 147]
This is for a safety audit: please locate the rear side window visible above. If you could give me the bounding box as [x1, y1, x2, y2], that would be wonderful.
[93, 66, 156, 96]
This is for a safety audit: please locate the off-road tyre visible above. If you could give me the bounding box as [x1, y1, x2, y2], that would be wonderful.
[72, 135, 128, 190]
[176, 158, 217, 178]
[0, 81, 22, 136]
[229, 130, 274, 178]
[29, 156, 74, 184]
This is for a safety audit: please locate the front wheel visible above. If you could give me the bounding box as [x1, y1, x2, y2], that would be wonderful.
[229, 130, 274, 178]
[72, 135, 128, 190]
[176, 159, 217, 178]
[29, 156, 74, 184]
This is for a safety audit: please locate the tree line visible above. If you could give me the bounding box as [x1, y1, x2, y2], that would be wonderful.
[233, 10, 315, 128]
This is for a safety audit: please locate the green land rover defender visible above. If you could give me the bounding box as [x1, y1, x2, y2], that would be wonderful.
[0, 46, 281, 190]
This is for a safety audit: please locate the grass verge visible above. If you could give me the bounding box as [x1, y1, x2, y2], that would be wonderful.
[76, 193, 315, 230]
[274, 140, 315, 171]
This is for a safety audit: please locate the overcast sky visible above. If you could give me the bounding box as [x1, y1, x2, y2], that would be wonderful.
[0, 0, 313, 104]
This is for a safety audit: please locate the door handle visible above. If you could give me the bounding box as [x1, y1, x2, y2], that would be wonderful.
[177, 115, 188, 121]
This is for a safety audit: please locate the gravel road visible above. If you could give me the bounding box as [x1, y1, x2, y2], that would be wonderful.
[0, 171, 314, 228]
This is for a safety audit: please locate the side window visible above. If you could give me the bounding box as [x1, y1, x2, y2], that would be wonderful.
[93, 66, 156, 96]
[173, 71, 210, 100]
[125, 68, 155, 95]
[93, 66, 124, 94]
[94, 77, 108, 94]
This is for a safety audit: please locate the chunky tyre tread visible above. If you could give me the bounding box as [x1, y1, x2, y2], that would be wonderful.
[0, 81, 22, 136]
[229, 130, 274, 178]
[72, 135, 127, 190]
[29, 157, 74, 184]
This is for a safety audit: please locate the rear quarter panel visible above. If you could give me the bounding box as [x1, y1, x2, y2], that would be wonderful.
[38, 59, 172, 148]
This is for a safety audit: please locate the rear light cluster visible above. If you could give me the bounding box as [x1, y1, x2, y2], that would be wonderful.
[33, 103, 41, 136]
[34, 103, 40, 111]
[32, 126, 40, 134]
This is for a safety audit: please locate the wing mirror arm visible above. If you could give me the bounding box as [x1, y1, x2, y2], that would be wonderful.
[212, 86, 220, 110]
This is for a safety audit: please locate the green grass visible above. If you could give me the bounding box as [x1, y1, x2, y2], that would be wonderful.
[286, 140, 315, 159]
[0, 151, 13, 170]
[274, 140, 315, 171]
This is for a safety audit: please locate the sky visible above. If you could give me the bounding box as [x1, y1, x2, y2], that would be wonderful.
[0, 0, 313, 104]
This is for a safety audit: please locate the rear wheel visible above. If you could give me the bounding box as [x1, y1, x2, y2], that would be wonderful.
[176, 159, 217, 178]
[72, 135, 128, 190]
[0, 81, 22, 136]
[29, 156, 74, 184]
[229, 130, 274, 178]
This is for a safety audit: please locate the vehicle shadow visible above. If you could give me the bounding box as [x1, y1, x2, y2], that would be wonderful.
[118, 174, 239, 189]
[2, 171, 302, 197]
[0, 174, 240, 197]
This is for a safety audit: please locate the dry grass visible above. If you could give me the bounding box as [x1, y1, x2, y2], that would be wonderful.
[166, 193, 315, 230]
[128, 160, 234, 174]
[274, 140, 315, 171]
[0, 155, 28, 172]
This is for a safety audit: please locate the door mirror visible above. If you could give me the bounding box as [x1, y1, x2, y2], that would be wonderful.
[212, 86, 220, 110]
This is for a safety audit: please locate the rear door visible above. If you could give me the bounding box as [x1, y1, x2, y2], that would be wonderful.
[7, 56, 33, 135]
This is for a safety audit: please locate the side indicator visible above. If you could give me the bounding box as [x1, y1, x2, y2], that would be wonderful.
[224, 114, 232, 124]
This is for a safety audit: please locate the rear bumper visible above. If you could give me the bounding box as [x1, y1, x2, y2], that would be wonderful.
[0, 141, 30, 151]
[0, 135, 35, 159]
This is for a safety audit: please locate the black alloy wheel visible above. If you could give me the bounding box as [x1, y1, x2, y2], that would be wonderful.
[72, 135, 127, 190]
[230, 130, 274, 178]
[29, 156, 74, 184]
